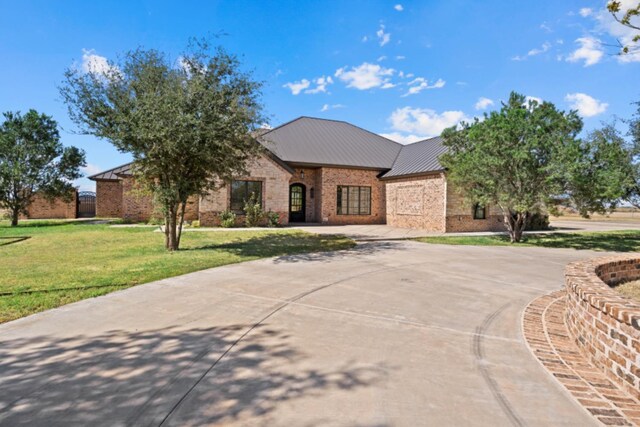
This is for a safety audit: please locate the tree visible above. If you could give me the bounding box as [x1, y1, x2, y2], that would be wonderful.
[0, 110, 85, 226]
[60, 41, 266, 250]
[608, 1, 640, 55]
[568, 123, 635, 216]
[623, 102, 640, 208]
[440, 92, 631, 243]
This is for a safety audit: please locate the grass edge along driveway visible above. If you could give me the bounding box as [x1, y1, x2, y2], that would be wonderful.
[415, 230, 640, 253]
[0, 220, 354, 324]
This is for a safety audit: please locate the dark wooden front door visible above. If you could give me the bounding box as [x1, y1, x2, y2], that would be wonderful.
[289, 184, 306, 222]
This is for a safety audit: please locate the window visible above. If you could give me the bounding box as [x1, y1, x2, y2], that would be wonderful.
[473, 203, 486, 220]
[230, 180, 262, 211]
[337, 186, 371, 215]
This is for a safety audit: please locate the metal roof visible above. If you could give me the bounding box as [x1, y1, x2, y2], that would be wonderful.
[88, 163, 133, 181]
[382, 136, 448, 178]
[259, 117, 402, 169]
[89, 117, 450, 181]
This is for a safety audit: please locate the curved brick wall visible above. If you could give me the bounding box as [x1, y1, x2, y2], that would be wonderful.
[565, 257, 640, 400]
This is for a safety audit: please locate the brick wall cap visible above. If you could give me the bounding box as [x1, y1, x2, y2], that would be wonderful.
[565, 256, 640, 330]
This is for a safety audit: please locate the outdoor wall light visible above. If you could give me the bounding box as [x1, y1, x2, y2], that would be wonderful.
[300, 169, 305, 179]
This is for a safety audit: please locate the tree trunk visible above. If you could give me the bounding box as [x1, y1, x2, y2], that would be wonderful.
[505, 211, 529, 243]
[164, 205, 180, 251]
[10, 208, 19, 227]
[176, 201, 187, 248]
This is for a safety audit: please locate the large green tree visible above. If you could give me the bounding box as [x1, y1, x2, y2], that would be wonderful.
[623, 101, 640, 208]
[0, 110, 86, 226]
[440, 92, 632, 243]
[60, 42, 266, 250]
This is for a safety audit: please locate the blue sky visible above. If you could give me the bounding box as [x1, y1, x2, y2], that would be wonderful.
[1, 0, 638, 191]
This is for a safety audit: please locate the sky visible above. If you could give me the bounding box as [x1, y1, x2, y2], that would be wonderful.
[1, 0, 638, 191]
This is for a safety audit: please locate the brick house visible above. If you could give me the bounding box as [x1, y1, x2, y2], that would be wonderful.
[89, 116, 506, 232]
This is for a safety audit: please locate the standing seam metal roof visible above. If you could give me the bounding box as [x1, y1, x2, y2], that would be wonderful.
[258, 117, 402, 169]
[87, 163, 133, 181]
[382, 136, 448, 178]
[89, 117, 449, 182]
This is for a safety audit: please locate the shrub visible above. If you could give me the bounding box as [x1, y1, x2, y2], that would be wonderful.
[526, 213, 550, 231]
[267, 211, 280, 228]
[147, 216, 164, 226]
[243, 193, 265, 227]
[191, 220, 200, 228]
[220, 210, 236, 228]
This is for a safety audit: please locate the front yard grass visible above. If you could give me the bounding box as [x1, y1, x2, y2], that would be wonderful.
[0, 220, 354, 323]
[415, 230, 640, 252]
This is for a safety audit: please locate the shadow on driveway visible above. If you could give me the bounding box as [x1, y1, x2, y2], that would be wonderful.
[0, 325, 388, 425]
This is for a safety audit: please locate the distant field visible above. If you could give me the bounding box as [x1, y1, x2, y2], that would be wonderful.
[552, 207, 640, 222]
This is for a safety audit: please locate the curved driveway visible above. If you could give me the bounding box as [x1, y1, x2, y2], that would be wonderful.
[0, 241, 605, 426]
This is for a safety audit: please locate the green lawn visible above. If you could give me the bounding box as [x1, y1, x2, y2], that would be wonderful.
[415, 230, 640, 252]
[0, 220, 354, 323]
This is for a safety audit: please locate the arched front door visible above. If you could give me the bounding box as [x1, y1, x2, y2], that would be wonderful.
[289, 184, 306, 222]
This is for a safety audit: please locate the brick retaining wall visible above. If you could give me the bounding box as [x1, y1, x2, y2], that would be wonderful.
[565, 257, 640, 400]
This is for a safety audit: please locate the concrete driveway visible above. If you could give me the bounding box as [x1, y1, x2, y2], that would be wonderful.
[0, 241, 612, 426]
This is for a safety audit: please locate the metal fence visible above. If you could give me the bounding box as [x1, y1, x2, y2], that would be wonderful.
[77, 191, 96, 218]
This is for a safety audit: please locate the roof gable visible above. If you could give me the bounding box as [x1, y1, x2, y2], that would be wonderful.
[88, 163, 133, 181]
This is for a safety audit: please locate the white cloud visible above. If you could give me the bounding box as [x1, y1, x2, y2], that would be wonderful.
[377, 24, 391, 47]
[81, 49, 118, 76]
[579, 7, 593, 17]
[525, 95, 543, 105]
[320, 103, 346, 112]
[377, 55, 387, 62]
[379, 132, 424, 144]
[540, 22, 553, 32]
[81, 163, 102, 176]
[284, 75, 334, 95]
[388, 107, 470, 138]
[565, 92, 608, 117]
[283, 79, 311, 95]
[305, 76, 334, 94]
[566, 37, 604, 66]
[475, 97, 494, 110]
[512, 42, 552, 61]
[362, 35, 368, 42]
[394, 4, 404, 11]
[402, 77, 445, 96]
[528, 42, 552, 56]
[335, 62, 395, 90]
[396, 55, 406, 60]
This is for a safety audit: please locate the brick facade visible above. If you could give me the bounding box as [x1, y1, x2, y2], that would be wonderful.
[315, 167, 386, 225]
[96, 180, 122, 218]
[91, 156, 521, 232]
[565, 256, 640, 401]
[199, 154, 292, 226]
[120, 178, 156, 222]
[384, 173, 506, 232]
[445, 182, 506, 232]
[385, 173, 446, 232]
[23, 191, 77, 219]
